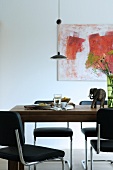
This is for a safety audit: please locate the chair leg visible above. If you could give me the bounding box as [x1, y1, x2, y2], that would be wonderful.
[70, 138, 72, 170]
[34, 164, 36, 170]
[65, 137, 72, 170]
[90, 146, 93, 170]
[81, 138, 88, 170]
[85, 139, 88, 170]
[34, 137, 36, 145]
[34, 138, 36, 170]
[61, 158, 65, 170]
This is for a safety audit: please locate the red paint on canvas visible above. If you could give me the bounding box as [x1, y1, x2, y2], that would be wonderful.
[58, 24, 113, 81]
[86, 32, 113, 73]
[89, 33, 113, 56]
[65, 36, 85, 60]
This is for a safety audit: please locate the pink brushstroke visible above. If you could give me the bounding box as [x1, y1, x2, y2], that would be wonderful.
[65, 36, 85, 60]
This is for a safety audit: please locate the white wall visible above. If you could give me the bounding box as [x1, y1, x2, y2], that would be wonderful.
[0, 0, 112, 149]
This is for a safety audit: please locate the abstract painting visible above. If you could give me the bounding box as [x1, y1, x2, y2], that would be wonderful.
[57, 24, 113, 81]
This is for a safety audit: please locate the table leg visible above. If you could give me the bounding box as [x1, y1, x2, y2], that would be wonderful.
[19, 162, 24, 170]
[8, 160, 18, 170]
[8, 161, 24, 170]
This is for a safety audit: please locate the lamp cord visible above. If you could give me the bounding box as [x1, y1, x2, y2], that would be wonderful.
[51, 0, 66, 58]
[57, 0, 61, 54]
[58, 0, 60, 20]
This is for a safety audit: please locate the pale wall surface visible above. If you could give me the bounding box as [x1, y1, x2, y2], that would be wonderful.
[0, 0, 112, 148]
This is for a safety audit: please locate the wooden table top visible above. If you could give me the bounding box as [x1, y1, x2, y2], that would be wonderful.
[10, 105, 103, 122]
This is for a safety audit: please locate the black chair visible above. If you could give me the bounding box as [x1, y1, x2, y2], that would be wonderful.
[33, 100, 73, 170]
[79, 100, 107, 170]
[0, 111, 65, 170]
[90, 108, 113, 170]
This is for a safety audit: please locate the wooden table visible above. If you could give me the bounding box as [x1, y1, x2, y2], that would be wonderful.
[9, 105, 100, 170]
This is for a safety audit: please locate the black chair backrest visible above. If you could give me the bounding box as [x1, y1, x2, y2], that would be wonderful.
[79, 100, 107, 105]
[0, 111, 25, 146]
[34, 100, 53, 104]
[79, 101, 92, 105]
[97, 108, 113, 140]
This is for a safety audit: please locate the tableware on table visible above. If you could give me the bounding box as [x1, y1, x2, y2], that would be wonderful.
[61, 97, 71, 103]
[24, 104, 51, 110]
[61, 102, 67, 109]
[65, 105, 74, 110]
[54, 94, 62, 108]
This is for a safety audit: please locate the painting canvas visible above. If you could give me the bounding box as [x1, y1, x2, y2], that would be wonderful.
[58, 24, 113, 81]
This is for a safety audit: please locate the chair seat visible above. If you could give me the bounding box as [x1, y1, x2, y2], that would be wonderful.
[91, 140, 113, 152]
[81, 127, 97, 137]
[0, 144, 65, 162]
[34, 127, 73, 138]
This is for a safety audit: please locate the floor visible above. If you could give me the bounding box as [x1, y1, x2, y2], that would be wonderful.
[1, 149, 113, 170]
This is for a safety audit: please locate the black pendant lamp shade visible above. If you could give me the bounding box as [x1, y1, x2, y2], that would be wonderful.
[50, 1, 67, 59]
[51, 52, 66, 59]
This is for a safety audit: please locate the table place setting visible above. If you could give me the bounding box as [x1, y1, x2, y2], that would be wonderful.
[51, 104, 74, 111]
[24, 95, 75, 111]
[24, 103, 51, 110]
[53, 94, 75, 110]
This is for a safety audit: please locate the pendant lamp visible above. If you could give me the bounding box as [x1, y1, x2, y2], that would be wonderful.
[50, 0, 66, 59]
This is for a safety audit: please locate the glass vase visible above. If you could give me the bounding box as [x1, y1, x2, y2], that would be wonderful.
[107, 74, 113, 107]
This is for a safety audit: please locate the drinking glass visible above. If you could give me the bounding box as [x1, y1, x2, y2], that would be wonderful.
[54, 94, 62, 108]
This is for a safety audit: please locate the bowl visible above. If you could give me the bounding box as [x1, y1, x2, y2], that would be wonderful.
[61, 97, 70, 103]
